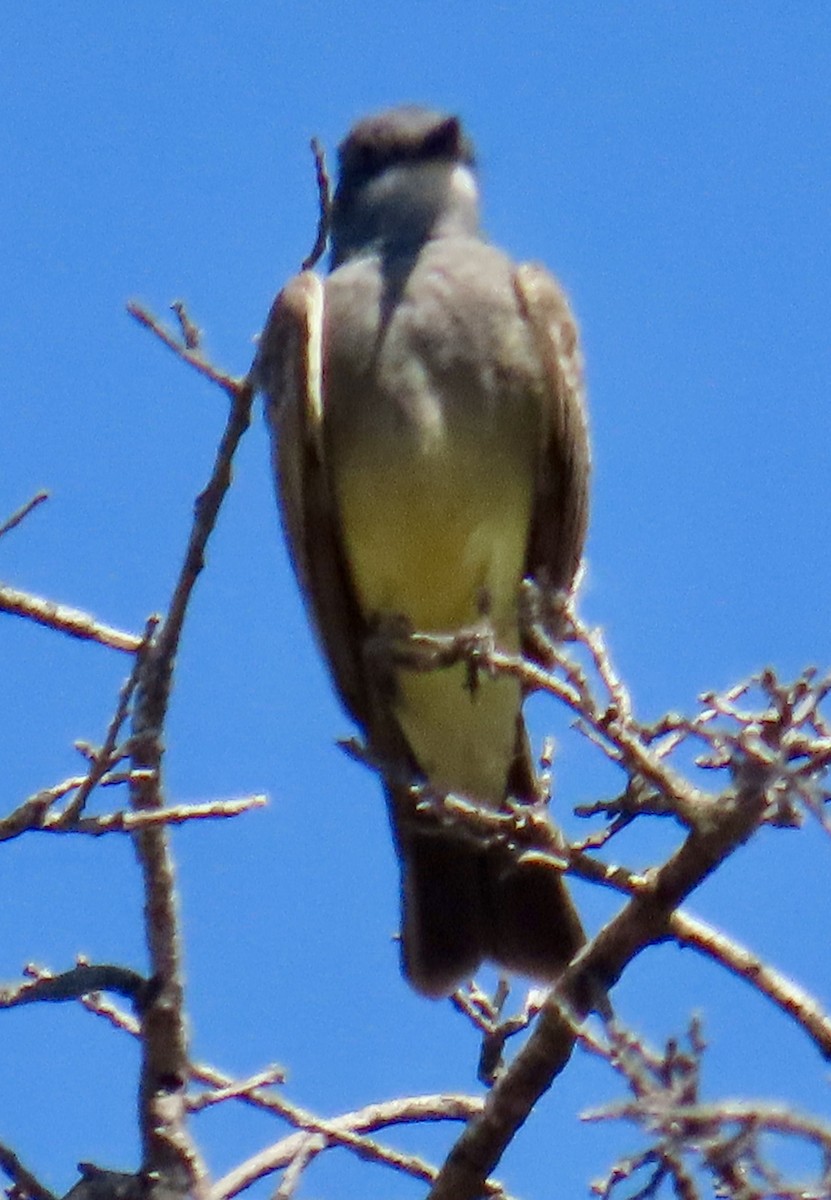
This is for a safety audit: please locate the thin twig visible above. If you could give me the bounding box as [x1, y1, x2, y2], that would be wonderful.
[1, 777, 264, 842]
[73, 993, 493, 1199]
[125, 308, 254, 1196]
[211, 1093, 489, 1200]
[126, 302, 244, 395]
[188, 1067, 287, 1113]
[59, 794, 267, 836]
[491, 645, 712, 825]
[0, 584, 143, 651]
[58, 617, 158, 824]
[579, 1016, 831, 1198]
[1, 962, 148, 1010]
[0, 490, 49, 539]
[669, 910, 831, 1061]
[0, 1139, 57, 1200]
[563, 847, 831, 1064]
[428, 748, 774, 1198]
[300, 136, 332, 271]
[272, 1136, 323, 1199]
[170, 300, 203, 350]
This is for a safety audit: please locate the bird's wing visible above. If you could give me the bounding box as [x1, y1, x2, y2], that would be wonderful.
[514, 263, 591, 630]
[256, 271, 371, 729]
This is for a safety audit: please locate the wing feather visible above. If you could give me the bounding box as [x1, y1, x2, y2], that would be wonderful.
[514, 263, 591, 636]
[256, 272, 370, 728]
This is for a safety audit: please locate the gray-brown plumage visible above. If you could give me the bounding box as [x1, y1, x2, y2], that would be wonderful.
[256, 106, 590, 997]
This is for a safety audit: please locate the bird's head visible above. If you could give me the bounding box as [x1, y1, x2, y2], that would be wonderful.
[329, 105, 480, 268]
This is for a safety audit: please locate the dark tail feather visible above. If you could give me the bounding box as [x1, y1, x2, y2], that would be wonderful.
[397, 826, 584, 998]
[485, 844, 584, 982]
[399, 827, 486, 998]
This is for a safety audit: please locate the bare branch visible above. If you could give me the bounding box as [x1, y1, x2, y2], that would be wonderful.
[579, 1018, 831, 1199]
[57, 617, 158, 823]
[0, 584, 143, 651]
[211, 1094, 491, 1200]
[271, 1136, 323, 1200]
[1, 962, 148, 1010]
[187, 1067, 288, 1114]
[2, 771, 143, 841]
[74, 995, 494, 1199]
[79, 990, 141, 1035]
[71, 794, 267, 834]
[77, 794, 265, 834]
[126, 302, 244, 396]
[3, 774, 264, 842]
[559, 845, 831, 1064]
[428, 742, 779, 1197]
[669, 910, 831, 1061]
[0, 1138, 58, 1200]
[122, 314, 255, 1196]
[0, 490, 49, 540]
[300, 136, 332, 272]
[0, 790, 60, 841]
[170, 300, 203, 350]
[491, 642, 711, 826]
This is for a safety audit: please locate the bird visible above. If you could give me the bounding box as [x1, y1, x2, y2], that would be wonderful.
[256, 105, 590, 997]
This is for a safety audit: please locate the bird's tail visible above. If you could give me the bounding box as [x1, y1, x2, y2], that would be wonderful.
[395, 818, 584, 998]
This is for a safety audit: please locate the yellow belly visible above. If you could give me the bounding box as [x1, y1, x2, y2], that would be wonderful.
[335, 433, 533, 804]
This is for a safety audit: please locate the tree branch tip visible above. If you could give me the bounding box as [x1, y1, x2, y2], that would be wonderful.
[143, 612, 162, 636]
[0, 490, 50, 540]
[125, 299, 153, 327]
[170, 299, 203, 350]
[300, 133, 332, 272]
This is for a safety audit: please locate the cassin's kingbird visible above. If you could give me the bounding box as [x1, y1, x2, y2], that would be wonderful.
[256, 106, 590, 997]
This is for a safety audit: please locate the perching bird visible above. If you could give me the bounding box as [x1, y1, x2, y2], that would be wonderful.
[256, 106, 590, 997]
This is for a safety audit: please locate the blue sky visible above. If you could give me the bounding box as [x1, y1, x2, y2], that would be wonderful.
[2, 5, 830, 1197]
